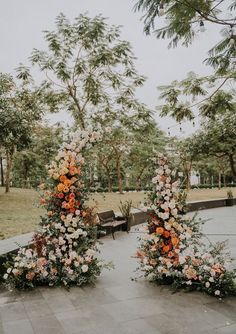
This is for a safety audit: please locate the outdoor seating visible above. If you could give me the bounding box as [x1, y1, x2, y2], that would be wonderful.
[97, 210, 127, 240]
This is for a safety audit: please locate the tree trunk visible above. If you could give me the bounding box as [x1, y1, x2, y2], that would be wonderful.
[136, 166, 146, 191]
[229, 154, 236, 179]
[0, 156, 4, 187]
[116, 157, 123, 194]
[107, 177, 112, 192]
[218, 171, 221, 189]
[223, 174, 226, 187]
[5, 150, 13, 193]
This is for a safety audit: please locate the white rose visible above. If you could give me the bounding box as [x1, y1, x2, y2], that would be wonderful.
[3, 273, 8, 279]
[7, 268, 12, 274]
[205, 282, 210, 288]
[81, 264, 89, 273]
[214, 290, 220, 296]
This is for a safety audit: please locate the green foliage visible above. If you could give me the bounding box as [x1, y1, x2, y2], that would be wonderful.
[135, 1, 236, 121]
[12, 124, 64, 188]
[21, 13, 148, 130]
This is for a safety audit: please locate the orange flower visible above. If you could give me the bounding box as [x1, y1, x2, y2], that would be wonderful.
[156, 227, 164, 235]
[69, 199, 75, 206]
[162, 244, 171, 253]
[171, 236, 179, 247]
[26, 272, 35, 281]
[63, 202, 70, 210]
[69, 166, 76, 175]
[37, 257, 47, 267]
[168, 251, 176, 258]
[77, 168, 81, 175]
[63, 186, 70, 193]
[60, 175, 67, 183]
[163, 231, 170, 238]
[64, 179, 71, 187]
[57, 183, 65, 192]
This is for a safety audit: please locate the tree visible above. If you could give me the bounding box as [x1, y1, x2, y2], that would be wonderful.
[12, 123, 64, 188]
[0, 73, 44, 192]
[129, 123, 166, 190]
[134, 1, 236, 121]
[190, 109, 236, 180]
[21, 13, 148, 130]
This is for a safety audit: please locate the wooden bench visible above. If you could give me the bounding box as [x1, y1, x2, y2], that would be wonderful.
[97, 210, 127, 240]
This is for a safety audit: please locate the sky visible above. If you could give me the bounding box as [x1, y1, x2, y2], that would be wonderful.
[0, 0, 222, 136]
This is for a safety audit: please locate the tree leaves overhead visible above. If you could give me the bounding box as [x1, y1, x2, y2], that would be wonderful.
[135, 0, 236, 116]
[22, 13, 149, 129]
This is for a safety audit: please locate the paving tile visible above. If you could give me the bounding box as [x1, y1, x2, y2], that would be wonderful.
[40, 287, 75, 313]
[23, 299, 53, 318]
[215, 323, 236, 334]
[19, 289, 43, 302]
[30, 315, 66, 334]
[0, 301, 28, 321]
[206, 299, 236, 322]
[145, 312, 213, 334]
[101, 300, 140, 322]
[120, 318, 162, 334]
[55, 306, 117, 333]
[2, 318, 34, 334]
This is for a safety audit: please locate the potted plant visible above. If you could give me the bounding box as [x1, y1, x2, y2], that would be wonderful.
[119, 200, 133, 231]
[226, 189, 234, 206]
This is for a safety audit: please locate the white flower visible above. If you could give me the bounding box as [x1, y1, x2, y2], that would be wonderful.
[214, 290, 221, 296]
[86, 249, 95, 257]
[81, 264, 89, 273]
[7, 268, 12, 274]
[186, 280, 192, 285]
[3, 273, 8, 279]
[209, 277, 214, 282]
[205, 282, 210, 288]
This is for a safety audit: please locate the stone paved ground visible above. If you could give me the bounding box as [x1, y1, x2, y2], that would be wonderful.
[0, 207, 236, 334]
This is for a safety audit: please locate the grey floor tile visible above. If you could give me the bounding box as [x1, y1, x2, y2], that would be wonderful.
[2, 318, 34, 334]
[215, 323, 236, 334]
[23, 299, 53, 318]
[0, 301, 28, 321]
[120, 318, 162, 334]
[206, 299, 236, 322]
[30, 315, 66, 334]
[40, 288, 75, 313]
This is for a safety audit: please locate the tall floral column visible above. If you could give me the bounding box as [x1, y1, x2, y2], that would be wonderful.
[4, 129, 107, 289]
[137, 155, 236, 297]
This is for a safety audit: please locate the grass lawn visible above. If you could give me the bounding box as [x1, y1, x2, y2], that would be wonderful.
[0, 186, 235, 239]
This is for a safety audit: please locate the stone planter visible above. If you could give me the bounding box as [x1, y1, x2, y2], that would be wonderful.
[226, 198, 234, 206]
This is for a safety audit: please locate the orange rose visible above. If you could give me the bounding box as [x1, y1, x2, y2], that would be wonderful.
[64, 179, 71, 187]
[57, 183, 65, 192]
[69, 167, 76, 175]
[156, 227, 164, 235]
[162, 244, 171, 253]
[60, 175, 67, 182]
[171, 236, 179, 247]
[163, 231, 170, 238]
[26, 272, 35, 281]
